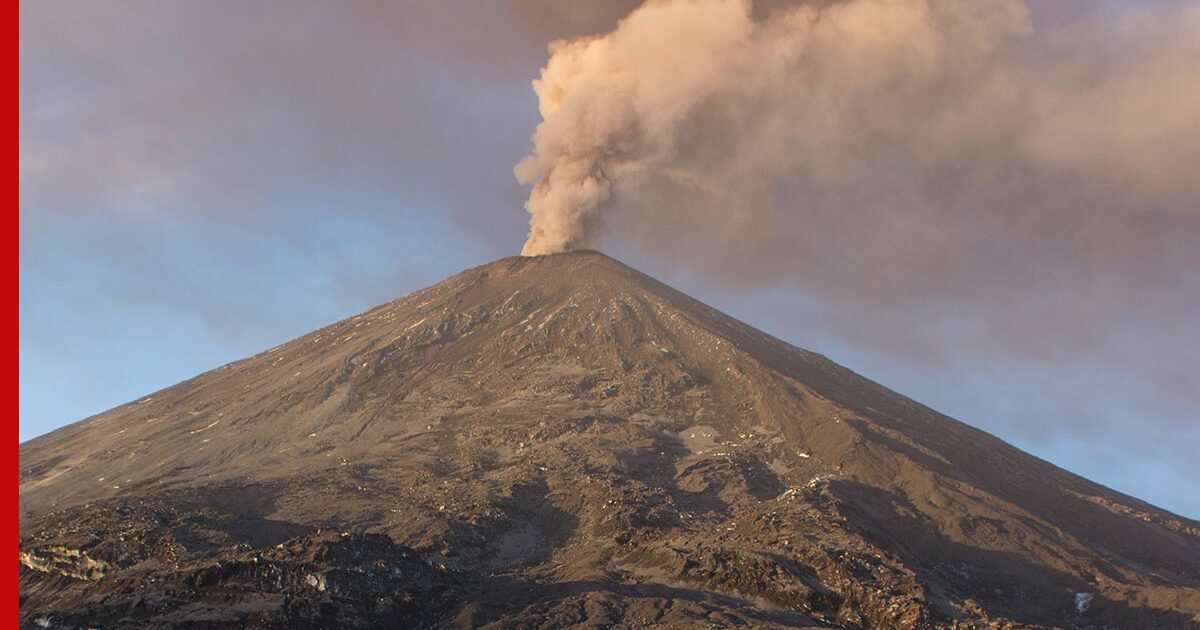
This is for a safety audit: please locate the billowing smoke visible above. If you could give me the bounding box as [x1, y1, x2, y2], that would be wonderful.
[514, 0, 1200, 256]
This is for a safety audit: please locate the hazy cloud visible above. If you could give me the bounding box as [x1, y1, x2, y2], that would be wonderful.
[19, 1, 638, 228]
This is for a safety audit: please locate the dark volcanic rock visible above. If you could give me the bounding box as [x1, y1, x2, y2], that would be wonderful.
[22, 525, 459, 629]
[19, 251, 1200, 628]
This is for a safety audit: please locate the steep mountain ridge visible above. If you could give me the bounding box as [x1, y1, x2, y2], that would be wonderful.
[19, 251, 1200, 628]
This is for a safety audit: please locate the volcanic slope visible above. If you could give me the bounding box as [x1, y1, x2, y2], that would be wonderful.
[19, 250, 1200, 628]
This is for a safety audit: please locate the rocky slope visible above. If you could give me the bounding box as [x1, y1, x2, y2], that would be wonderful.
[19, 250, 1200, 628]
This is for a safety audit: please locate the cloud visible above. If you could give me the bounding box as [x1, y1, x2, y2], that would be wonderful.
[18, 1, 638, 228]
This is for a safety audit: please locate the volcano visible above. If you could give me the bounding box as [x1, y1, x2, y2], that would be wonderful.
[19, 251, 1200, 628]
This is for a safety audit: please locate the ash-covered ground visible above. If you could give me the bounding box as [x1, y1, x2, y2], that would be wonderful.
[20, 251, 1200, 628]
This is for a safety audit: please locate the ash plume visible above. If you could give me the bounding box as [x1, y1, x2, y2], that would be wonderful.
[514, 0, 1200, 256]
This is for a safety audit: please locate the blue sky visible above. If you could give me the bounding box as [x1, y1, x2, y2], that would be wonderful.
[20, 1, 1198, 518]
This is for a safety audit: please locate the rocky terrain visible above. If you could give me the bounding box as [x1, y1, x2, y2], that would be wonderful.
[19, 250, 1200, 628]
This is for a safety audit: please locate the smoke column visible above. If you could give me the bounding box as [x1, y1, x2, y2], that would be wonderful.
[514, 0, 1200, 256]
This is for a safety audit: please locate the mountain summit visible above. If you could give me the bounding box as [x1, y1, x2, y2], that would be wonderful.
[19, 251, 1200, 628]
